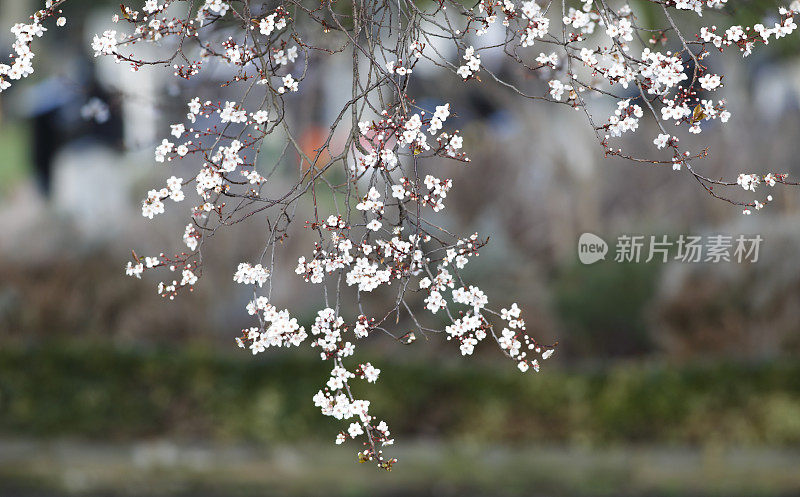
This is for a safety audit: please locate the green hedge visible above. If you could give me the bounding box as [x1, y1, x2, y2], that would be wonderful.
[2, 344, 800, 446]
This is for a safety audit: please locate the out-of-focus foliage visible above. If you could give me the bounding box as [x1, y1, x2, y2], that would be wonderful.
[554, 260, 662, 357]
[2, 344, 800, 447]
[0, 250, 214, 344]
[0, 124, 30, 196]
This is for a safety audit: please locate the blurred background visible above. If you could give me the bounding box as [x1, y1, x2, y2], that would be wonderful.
[2, 0, 800, 495]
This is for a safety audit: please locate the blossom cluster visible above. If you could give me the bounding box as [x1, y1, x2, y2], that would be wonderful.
[8, 0, 800, 470]
[0, 1, 68, 93]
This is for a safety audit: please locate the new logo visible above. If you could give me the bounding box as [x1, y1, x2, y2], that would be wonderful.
[578, 233, 608, 265]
